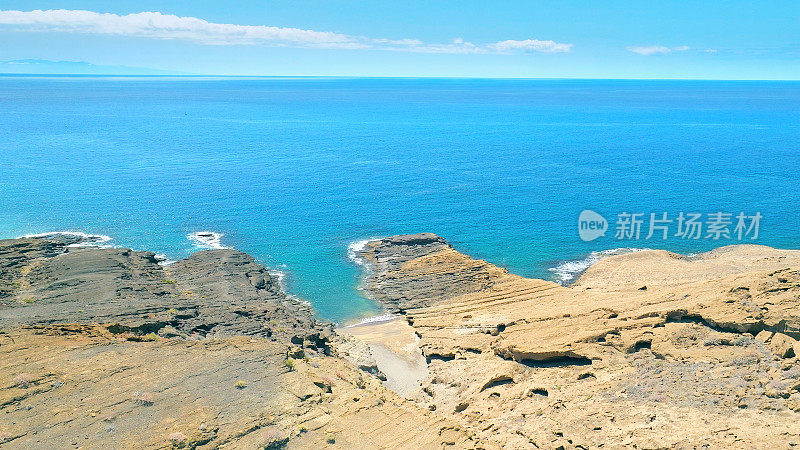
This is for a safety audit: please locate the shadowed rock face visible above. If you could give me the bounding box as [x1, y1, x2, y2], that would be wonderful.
[354, 234, 800, 448]
[356, 233, 509, 311]
[0, 238, 331, 347]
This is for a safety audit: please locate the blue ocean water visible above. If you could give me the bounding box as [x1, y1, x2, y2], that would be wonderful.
[1, 76, 798, 323]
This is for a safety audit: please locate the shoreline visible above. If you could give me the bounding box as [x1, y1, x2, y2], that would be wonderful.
[8, 229, 778, 325]
[3, 232, 800, 447]
[336, 316, 428, 398]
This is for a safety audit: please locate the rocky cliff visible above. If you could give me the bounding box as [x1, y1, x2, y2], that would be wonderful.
[352, 234, 800, 448]
[0, 236, 476, 449]
[4, 233, 800, 449]
[0, 237, 329, 346]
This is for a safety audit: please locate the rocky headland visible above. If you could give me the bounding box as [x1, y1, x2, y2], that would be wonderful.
[0, 236, 475, 448]
[3, 233, 800, 448]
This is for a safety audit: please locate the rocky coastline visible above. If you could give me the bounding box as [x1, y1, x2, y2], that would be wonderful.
[0, 235, 476, 448]
[349, 233, 800, 448]
[3, 233, 800, 448]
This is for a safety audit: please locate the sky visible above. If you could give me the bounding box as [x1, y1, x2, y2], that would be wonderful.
[0, 1, 798, 79]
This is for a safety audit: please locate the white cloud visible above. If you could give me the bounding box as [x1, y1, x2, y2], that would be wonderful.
[627, 45, 696, 56]
[0, 9, 573, 55]
[0, 9, 360, 47]
[626, 46, 673, 56]
[488, 39, 573, 53]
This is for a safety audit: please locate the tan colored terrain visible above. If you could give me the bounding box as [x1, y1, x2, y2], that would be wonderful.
[0, 325, 474, 449]
[337, 317, 428, 398]
[4, 234, 800, 448]
[0, 237, 476, 449]
[351, 235, 800, 448]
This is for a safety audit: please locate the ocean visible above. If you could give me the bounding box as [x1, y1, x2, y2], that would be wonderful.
[1, 76, 798, 323]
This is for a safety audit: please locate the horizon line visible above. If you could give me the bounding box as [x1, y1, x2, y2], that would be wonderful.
[1, 73, 799, 82]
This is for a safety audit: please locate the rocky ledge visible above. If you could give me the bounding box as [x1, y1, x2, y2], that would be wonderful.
[353, 234, 800, 448]
[0, 236, 330, 347]
[355, 233, 509, 311]
[0, 236, 476, 448]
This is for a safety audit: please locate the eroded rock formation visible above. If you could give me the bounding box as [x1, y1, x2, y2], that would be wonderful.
[4, 232, 800, 448]
[0, 237, 475, 449]
[353, 234, 800, 448]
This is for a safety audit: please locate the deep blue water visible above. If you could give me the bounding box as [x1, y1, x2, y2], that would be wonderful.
[1, 76, 798, 323]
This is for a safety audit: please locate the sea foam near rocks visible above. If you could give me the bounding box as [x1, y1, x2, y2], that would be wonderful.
[154, 254, 177, 266]
[347, 237, 381, 267]
[347, 237, 386, 291]
[187, 231, 229, 250]
[19, 231, 113, 247]
[549, 247, 650, 285]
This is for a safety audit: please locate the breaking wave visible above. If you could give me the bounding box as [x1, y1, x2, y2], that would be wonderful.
[187, 231, 229, 250]
[19, 231, 113, 248]
[347, 237, 381, 267]
[549, 247, 651, 285]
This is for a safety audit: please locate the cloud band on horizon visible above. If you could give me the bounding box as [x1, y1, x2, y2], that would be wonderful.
[627, 45, 701, 56]
[0, 9, 573, 54]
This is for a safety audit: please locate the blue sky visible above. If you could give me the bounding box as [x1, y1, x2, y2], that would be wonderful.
[0, 1, 798, 78]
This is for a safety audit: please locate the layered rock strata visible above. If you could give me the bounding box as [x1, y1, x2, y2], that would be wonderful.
[0, 236, 475, 449]
[353, 234, 800, 448]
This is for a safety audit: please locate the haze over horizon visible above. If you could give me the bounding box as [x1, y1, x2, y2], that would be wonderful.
[0, 1, 798, 79]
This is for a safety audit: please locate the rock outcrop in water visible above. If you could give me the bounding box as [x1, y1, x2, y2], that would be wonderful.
[0, 237, 330, 346]
[352, 234, 800, 448]
[358, 233, 508, 311]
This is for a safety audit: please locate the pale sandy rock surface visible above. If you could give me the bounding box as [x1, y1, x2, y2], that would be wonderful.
[0, 325, 474, 449]
[350, 234, 800, 448]
[337, 318, 428, 398]
[4, 233, 800, 448]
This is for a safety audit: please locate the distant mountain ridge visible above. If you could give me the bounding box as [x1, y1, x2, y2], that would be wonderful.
[0, 59, 188, 75]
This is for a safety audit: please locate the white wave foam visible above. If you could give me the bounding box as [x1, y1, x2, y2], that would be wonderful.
[287, 294, 311, 306]
[347, 237, 383, 267]
[347, 237, 386, 304]
[549, 247, 651, 285]
[347, 238, 371, 265]
[187, 231, 229, 250]
[344, 313, 401, 328]
[19, 231, 113, 248]
[269, 265, 289, 291]
[267, 265, 310, 306]
[154, 254, 176, 266]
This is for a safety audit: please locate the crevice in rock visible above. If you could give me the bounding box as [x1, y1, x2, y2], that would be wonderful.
[665, 310, 799, 340]
[518, 356, 592, 368]
[480, 376, 514, 391]
[528, 388, 549, 397]
[631, 339, 652, 353]
[426, 354, 455, 363]
[106, 322, 172, 336]
[190, 323, 217, 335]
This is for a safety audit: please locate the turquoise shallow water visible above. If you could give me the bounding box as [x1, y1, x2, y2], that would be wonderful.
[1, 76, 799, 323]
